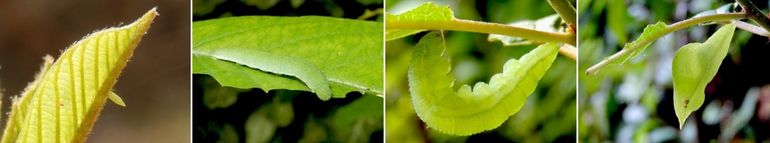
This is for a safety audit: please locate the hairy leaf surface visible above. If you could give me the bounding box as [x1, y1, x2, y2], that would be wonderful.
[2, 8, 157, 143]
[672, 23, 735, 129]
[408, 32, 559, 135]
[192, 16, 383, 99]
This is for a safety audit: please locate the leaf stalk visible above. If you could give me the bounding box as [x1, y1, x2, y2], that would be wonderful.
[585, 13, 746, 75]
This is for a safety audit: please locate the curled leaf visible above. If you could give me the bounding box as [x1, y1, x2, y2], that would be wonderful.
[408, 32, 559, 135]
[672, 23, 735, 129]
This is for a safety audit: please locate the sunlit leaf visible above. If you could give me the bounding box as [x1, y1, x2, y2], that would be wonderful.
[192, 16, 384, 99]
[385, 2, 453, 41]
[1, 8, 157, 142]
[408, 32, 559, 135]
[672, 23, 735, 129]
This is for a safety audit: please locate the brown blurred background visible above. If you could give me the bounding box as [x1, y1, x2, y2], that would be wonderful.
[0, 0, 190, 142]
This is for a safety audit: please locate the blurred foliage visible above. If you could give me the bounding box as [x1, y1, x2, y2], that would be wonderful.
[193, 0, 383, 142]
[579, 0, 770, 142]
[386, 0, 576, 142]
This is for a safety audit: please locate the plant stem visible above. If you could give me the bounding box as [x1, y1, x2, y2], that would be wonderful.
[734, 20, 770, 36]
[736, 0, 770, 32]
[585, 13, 746, 75]
[357, 8, 383, 20]
[386, 19, 576, 45]
[547, 0, 577, 27]
[559, 45, 577, 60]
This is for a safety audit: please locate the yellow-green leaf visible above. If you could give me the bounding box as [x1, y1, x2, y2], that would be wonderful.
[672, 23, 735, 129]
[408, 32, 559, 135]
[1, 8, 157, 143]
[385, 2, 453, 41]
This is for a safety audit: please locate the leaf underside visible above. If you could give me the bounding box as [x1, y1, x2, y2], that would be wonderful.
[672, 23, 735, 129]
[192, 16, 384, 99]
[408, 32, 559, 135]
[2, 8, 157, 143]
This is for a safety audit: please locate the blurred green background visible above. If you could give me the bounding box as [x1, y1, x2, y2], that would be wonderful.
[0, 0, 190, 142]
[385, 0, 576, 142]
[192, 0, 384, 142]
[578, 0, 770, 142]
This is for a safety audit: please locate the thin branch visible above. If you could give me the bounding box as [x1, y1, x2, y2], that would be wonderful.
[585, 13, 747, 75]
[547, 0, 577, 27]
[736, 0, 770, 32]
[386, 18, 576, 45]
[357, 8, 383, 20]
[559, 44, 577, 60]
[734, 20, 770, 37]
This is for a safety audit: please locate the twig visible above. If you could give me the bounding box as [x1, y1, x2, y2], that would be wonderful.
[734, 20, 770, 37]
[736, 0, 770, 32]
[559, 44, 577, 60]
[387, 18, 576, 45]
[585, 13, 747, 75]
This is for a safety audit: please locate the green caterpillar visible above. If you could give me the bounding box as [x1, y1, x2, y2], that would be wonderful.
[408, 32, 559, 135]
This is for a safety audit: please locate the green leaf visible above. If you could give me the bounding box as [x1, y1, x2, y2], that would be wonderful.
[218, 123, 240, 143]
[241, 0, 280, 10]
[192, 16, 383, 99]
[607, 0, 628, 43]
[332, 95, 383, 130]
[386, 29, 425, 41]
[245, 110, 276, 143]
[615, 22, 667, 64]
[408, 32, 559, 135]
[672, 23, 735, 129]
[1, 8, 157, 142]
[290, 0, 304, 8]
[330, 95, 383, 142]
[195, 44, 333, 100]
[385, 2, 453, 41]
[201, 77, 246, 109]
